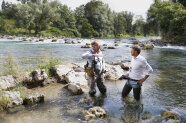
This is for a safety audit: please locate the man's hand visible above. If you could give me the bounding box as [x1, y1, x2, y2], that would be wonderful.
[102, 69, 106, 73]
[93, 54, 102, 57]
[138, 75, 149, 84]
[138, 78, 146, 84]
[118, 74, 129, 80]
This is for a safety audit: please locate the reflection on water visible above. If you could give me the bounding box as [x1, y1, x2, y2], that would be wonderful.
[0, 39, 186, 122]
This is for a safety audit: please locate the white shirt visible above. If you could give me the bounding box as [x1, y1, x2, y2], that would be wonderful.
[82, 49, 105, 71]
[128, 55, 153, 80]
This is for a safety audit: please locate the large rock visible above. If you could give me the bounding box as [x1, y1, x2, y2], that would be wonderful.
[55, 65, 72, 82]
[105, 64, 124, 80]
[66, 83, 83, 95]
[107, 46, 116, 49]
[0, 91, 23, 108]
[64, 71, 87, 86]
[0, 75, 19, 91]
[162, 111, 180, 120]
[121, 62, 131, 70]
[85, 106, 106, 121]
[81, 44, 91, 48]
[32, 69, 48, 82]
[22, 72, 32, 83]
[23, 93, 44, 105]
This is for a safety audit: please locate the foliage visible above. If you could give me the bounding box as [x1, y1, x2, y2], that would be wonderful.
[0, 92, 10, 111]
[37, 49, 61, 77]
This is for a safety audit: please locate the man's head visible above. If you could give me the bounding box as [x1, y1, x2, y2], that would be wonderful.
[91, 40, 100, 52]
[131, 45, 141, 56]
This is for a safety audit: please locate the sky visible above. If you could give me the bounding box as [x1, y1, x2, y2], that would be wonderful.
[0, 0, 154, 19]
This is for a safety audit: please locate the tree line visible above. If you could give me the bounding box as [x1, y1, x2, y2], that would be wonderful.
[0, 0, 185, 42]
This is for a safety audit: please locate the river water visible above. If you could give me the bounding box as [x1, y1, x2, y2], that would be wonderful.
[0, 37, 185, 123]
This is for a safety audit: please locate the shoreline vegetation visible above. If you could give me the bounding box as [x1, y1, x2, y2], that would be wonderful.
[0, 0, 185, 43]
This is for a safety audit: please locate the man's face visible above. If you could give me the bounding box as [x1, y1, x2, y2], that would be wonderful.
[93, 43, 99, 51]
[131, 48, 135, 56]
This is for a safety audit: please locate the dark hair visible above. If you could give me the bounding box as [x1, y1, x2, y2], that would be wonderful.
[131, 45, 141, 54]
[91, 41, 99, 46]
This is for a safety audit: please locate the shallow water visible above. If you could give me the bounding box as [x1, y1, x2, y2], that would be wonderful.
[0, 38, 186, 122]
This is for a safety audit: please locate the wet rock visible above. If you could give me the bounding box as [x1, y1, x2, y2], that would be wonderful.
[162, 111, 180, 120]
[52, 39, 57, 42]
[0, 91, 23, 108]
[105, 64, 124, 80]
[23, 93, 44, 105]
[72, 41, 77, 44]
[32, 69, 48, 82]
[42, 77, 57, 86]
[132, 40, 140, 45]
[142, 43, 154, 50]
[121, 62, 131, 70]
[55, 65, 72, 82]
[115, 43, 119, 46]
[81, 44, 91, 48]
[129, 37, 137, 40]
[80, 97, 92, 105]
[0, 75, 19, 91]
[66, 83, 83, 95]
[107, 46, 116, 49]
[39, 38, 44, 42]
[64, 71, 87, 86]
[103, 44, 107, 46]
[85, 107, 106, 121]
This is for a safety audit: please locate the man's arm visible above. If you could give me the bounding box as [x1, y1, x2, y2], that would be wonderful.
[82, 51, 93, 59]
[138, 60, 153, 84]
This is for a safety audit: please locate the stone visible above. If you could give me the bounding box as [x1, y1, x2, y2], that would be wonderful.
[115, 43, 119, 46]
[103, 44, 107, 46]
[85, 107, 106, 120]
[39, 38, 44, 42]
[52, 39, 57, 42]
[55, 65, 72, 82]
[81, 44, 91, 48]
[142, 44, 154, 50]
[105, 64, 124, 80]
[0, 75, 19, 91]
[0, 91, 23, 108]
[132, 40, 140, 45]
[66, 83, 83, 95]
[22, 72, 32, 83]
[107, 46, 116, 49]
[162, 111, 180, 120]
[64, 71, 87, 86]
[42, 77, 57, 86]
[23, 93, 44, 105]
[32, 69, 48, 82]
[121, 62, 131, 70]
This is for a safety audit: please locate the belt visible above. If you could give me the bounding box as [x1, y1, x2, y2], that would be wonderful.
[128, 78, 139, 81]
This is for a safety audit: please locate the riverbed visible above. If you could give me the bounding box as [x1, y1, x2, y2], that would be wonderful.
[0, 37, 185, 123]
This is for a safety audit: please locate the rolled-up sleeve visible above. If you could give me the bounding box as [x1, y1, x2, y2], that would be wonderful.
[82, 51, 93, 59]
[144, 60, 153, 75]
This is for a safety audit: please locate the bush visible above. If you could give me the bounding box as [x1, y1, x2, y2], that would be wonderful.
[37, 49, 61, 77]
[62, 28, 81, 37]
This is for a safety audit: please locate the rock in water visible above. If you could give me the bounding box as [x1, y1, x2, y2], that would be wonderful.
[55, 65, 72, 82]
[121, 62, 131, 70]
[0, 75, 19, 91]
[105, 64, 124, 80]
[32, 69, 48, 82]
[42, 77, 57, 86]
[23, 93, 44, 105]
[0, 91, 23, 108]
[66, 83, 83, 95]
[85, 106, 106, 120]
[162, 111, 180, 120]
[64, 71, 87, 86]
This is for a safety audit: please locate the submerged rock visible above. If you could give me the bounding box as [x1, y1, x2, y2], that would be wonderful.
[23, 93, 44, 105]
[107, 46, 116, 49]
[52, 39, 57, 42]
[142, 44, 154, 50]
[0, 91, 23, 108]
[162, 111, 180, 120]
[85, 106, 106, 121]
[0, 75, 19, 91]
[81, 44, 91, 48]
[66, 83, 83, 95]
[42, 77, 57, 86]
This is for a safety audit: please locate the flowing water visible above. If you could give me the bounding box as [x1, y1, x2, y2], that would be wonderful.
[0, 37, 185, 123]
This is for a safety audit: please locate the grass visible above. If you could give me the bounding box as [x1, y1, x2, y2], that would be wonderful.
[0, 92, 10, 111]
[37, 49, 61, 77]
[15, 84, 27, 100]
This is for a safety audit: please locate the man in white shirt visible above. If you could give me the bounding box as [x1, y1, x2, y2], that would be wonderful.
[82, 41, 106, 96]
[119, 45, 153, 101]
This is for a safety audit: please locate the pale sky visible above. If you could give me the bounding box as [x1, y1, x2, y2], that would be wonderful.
[0, 0, 154, 19]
